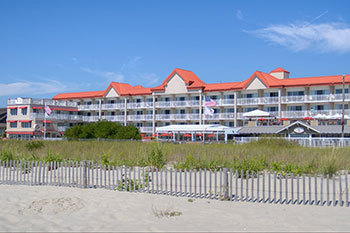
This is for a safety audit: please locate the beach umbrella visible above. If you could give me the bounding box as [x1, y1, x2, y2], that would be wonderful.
[196, 133, 203, 136]
[302, 117, 314, 120]
[279, 118, 289, 121]
[208, 134, 215, 137]
[183, 134, 191, 137]
[257, 118, 267, 121]
[161, 133, 169, 136]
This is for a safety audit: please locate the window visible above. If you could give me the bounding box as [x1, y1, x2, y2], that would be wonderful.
[176, 97, 186, 101]
[10, 122, 17, 128]
[335, 104, 349, 110]
[242, 93, 258, 98]
[191, 96, 200, 100]
[287, 91, 304, 96]
[180, 109, 186, 114]
[209, 96, 218, 100]
[21, 122, 32, 128]
[21, 108, 27, 115]
[243, 107, 258, 112]
[10, 109, 17, 115]
[225, 108, 234, 113]
[225, 95, 234, 99]
[311, 90, 330, 95]
[264, 106, 278, 112]
[287, 106, 304, 111]
[335, 89, 349, 94]
[265, 92, 278, 97]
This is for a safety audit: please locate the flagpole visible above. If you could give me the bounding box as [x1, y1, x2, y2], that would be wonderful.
[342, 74, 345, 142]
[44, 103, 47, 140]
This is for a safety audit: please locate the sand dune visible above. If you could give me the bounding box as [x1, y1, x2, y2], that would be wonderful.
[0, 184, 349, 232]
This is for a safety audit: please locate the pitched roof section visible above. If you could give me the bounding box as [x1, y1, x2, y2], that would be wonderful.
[270, 67, 290, 73]
[151, 68, 206, 92]
[276, 75, 350, 88]
[104, 82, 152, 96]
[238, 71, 283, 89]
[204, 82, 241, 92]
[53, 90, 105, 100]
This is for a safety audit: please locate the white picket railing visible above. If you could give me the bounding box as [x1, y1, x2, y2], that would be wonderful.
[0, 160, 348, 207]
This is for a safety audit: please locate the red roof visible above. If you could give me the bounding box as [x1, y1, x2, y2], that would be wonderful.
[270, 67, 290, 73]
[51, 67, 350, 99]
[151, 68, 206, 92]
[53, 90, 105, 100]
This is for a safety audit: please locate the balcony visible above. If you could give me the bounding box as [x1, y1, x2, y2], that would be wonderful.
[156, 114, 200, 121]
[127, 102, 153, 109]
[139, 127, 153, 133]
[8, 98, 77, 107]
[127, 114, 153, 121]
[281, 110, 350, 119]
[101, 103, 125, 110]
[101, 115, 124, 122]
[237, 97, 279, 105]
[82, 116, 99, 122]
[30, 113, 83, 121]
[155, 100, 200, 108]
[78, 104, 99, 111]
[281, 94, 350, 104]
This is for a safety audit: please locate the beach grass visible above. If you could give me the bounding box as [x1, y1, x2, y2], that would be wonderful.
[0, 138, 349, 175]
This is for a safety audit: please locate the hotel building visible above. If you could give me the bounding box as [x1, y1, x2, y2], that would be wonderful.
[5, 67, 350, 139]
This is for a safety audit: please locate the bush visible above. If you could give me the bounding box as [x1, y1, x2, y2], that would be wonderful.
[147, 146, 166, 169]
[64, 121, 141, 140]
[25, 141, 44, 151]
[0, 149, 14, 161]
[44, 150, 63, 163]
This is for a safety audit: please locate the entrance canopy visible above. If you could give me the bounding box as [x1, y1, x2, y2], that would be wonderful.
[243, 109, 271, 118]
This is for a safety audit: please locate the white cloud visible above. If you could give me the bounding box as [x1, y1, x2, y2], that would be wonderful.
[236, 10, 243, 20]
[0, 80, 68, 97]
[121, 56, 142, 71]
[81, 67, 124, 82]
[251, 22, 350, 53]
[71, 57, 78, 63]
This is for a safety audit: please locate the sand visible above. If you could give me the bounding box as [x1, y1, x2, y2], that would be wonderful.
[0, 185, 349, 232]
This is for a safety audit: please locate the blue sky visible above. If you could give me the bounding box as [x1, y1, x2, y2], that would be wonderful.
[1, 0, 350, 107]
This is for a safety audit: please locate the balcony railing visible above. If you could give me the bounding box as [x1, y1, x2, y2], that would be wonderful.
[155, 100, 200, 108]
[30, 113, 83, 121]
[156, 114, 200, 121]
[127, 114, 153, 121]
[139, 127, 153, 133]
[281, 110, 350, 119]
[127, 102, 153, 109]
[237, 97, 279, 105]
[101, 103, 125, 110]
[281, 94, 350, 104]
[8, 98, 77, 107]
[78, 104, 100, 111]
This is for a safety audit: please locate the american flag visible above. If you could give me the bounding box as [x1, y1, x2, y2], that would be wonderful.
[205, 97, 217, 107]
[45, 105, 52, 116]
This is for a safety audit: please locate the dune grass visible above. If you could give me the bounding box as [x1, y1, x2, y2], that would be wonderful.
[0, 138, 349, 175]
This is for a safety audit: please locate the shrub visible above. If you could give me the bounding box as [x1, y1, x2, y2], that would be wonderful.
[147, 146, 166, 169]
[0, 149, 14, 161]
[25, 141, 44, 151]
[44, 150, 63, 163]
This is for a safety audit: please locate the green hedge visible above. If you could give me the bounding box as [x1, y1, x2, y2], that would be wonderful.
[64, 121, 141, 140]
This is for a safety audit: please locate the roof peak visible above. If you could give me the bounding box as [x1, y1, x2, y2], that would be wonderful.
[270, 67, 290, 73]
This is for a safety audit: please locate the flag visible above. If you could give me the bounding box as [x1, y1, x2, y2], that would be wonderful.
[45, 105, 52, 116]
[204, 106, 214, 116]
[205, 97, 217, 107]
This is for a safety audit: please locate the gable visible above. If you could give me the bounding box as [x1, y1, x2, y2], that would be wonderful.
[105, 87, 119, 98]
[246, 77, 267, 90]
[164, 74, 188, 94]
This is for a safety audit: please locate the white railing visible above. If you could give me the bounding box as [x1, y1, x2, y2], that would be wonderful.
[78, 104, 99, 110]
[139, 127, 153, 133]
[30, 113, 83, 121]
[218, 99, 235, 106]
[82, 116, 99, 122]
[234, 137, 350, 147]
[101, 103, 125, 110]
[155, 100, 200, 108]
[281, 110, 350, 119]
[127, 115, 153, 121]
[282, 94, 350, 104]
[8, 98, 77, 107]
[127, 102, 153, 109]
[237, 97, 279, 105]
[156, 114, 200, 121]
[101, 115, 124, 122]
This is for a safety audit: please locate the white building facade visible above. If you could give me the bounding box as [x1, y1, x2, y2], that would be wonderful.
[6, 67, 350, 139]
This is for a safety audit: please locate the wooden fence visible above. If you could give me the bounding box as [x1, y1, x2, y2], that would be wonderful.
[0, 160, 348, 207]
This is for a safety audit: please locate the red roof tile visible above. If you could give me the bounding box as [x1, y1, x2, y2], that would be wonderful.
[270, 67, 290, 73]
[276, 75, 350, 88]
[52, 90, 105, 100]
[151, 68, 206, 92]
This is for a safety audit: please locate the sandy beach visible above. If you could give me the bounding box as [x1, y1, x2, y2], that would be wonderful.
[0, 185, 349, 232]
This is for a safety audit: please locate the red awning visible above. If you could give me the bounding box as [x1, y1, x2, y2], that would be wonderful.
[196, 133, 203, 136]
[42, 120, 52, 123]
[8, 107, 17, 109]
[279, 118, 289, 121]
[19, 120, 32, 123]
[152, 133, 158, 137]
[208, 134, 215, 137]
[32, 106, 42, 109]
[8, 120, 17, 123]
[257, 118, 267, 121]
[303, 117, 314, 120]
[7, 131, 33, 135]
[161, 133, 169, 136]
[51, 107, 79, 112]
[19, 106, 28, 109]
[183, 134, 191, 137]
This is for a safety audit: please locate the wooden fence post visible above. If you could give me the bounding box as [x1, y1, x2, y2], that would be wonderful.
[222, 168, 229, 200]
[83, 160, 88, 188]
